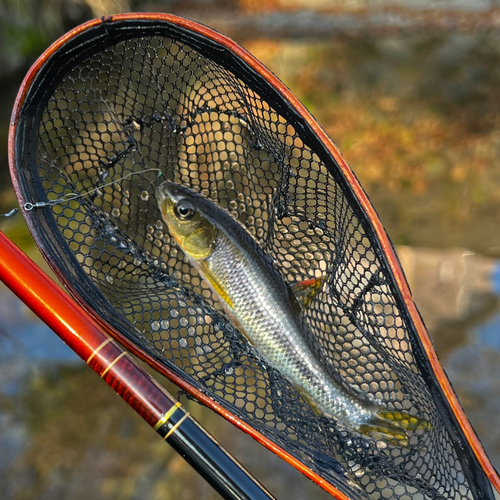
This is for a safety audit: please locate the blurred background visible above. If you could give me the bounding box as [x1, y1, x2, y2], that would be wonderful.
[1, 0, 500, 498]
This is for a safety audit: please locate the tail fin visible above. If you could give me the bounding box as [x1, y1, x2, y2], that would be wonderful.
[359, 410, 431, 447]
[377, 410, 431, 432]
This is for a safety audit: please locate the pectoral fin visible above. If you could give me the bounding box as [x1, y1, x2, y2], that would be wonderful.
[198, 262, 257, 345]
[199, 261, 234, 309]
[291, 276, 325, 309]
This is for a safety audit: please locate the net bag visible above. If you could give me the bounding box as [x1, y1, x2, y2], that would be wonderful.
[9, 14, 500, 500]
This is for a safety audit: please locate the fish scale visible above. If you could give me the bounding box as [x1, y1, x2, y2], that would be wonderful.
[156, 181, 430, 443]
[205, 228, 370, 427]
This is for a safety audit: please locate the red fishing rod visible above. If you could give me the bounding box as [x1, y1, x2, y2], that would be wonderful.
[0, 230, 276, 500]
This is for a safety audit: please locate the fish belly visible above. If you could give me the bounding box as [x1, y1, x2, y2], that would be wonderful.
[202, 233, 371, 428]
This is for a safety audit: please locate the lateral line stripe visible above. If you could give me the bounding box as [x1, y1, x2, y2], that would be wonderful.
[86, 337, 113, 364]
[154, 402, 182, 431]
[164, 413, 190, 440]
[100, 351, 126, 378]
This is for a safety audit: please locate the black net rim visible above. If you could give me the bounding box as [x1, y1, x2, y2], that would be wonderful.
[8, 13, 500, 499]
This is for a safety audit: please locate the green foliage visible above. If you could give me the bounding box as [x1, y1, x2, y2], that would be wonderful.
[4, 24, 50, 60]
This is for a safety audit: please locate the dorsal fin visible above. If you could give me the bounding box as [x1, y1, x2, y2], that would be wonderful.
[291, 276, 325, 309]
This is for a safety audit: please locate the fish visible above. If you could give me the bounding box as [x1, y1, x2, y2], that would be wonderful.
[156, 181, 430, 446]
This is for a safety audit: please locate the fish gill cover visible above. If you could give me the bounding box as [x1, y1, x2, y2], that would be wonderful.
[11, 15, 496, 500]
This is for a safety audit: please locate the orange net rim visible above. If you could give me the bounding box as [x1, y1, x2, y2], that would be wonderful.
[8, 12, 500, 498]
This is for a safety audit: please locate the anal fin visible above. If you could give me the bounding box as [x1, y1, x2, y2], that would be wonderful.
[296, 385, 323, 416]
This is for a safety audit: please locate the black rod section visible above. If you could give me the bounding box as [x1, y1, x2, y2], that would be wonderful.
[156, 406, 276, 500]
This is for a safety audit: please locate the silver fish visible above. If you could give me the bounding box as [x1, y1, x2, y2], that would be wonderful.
[156, 181, 430, 444]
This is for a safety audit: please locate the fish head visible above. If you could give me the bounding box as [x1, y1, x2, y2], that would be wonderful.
[156, 181, 216, 260]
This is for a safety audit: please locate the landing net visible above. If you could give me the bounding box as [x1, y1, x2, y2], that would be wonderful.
[11, 16, 495, 500]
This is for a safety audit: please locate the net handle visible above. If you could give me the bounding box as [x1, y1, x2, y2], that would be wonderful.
[0, 230, 276, 500]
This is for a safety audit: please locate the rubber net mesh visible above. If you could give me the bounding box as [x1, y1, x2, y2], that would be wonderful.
[27, 33, 482, 499]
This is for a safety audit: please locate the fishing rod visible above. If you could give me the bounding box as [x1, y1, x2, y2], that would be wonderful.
[0, 231, 276, 500]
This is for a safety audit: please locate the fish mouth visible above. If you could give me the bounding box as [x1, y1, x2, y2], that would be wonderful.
[156, 181, 181, 206]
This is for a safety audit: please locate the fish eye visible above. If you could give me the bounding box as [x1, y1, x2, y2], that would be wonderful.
[174, 202, 195, 220]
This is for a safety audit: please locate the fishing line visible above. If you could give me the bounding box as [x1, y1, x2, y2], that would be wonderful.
[24, 167, 162, 211]
[0, 209, 19, 217]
